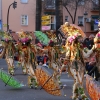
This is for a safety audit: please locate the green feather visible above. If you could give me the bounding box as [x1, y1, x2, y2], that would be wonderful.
[34, 31, 50, 45]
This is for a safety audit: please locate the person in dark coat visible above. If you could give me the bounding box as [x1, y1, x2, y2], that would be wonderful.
[83, 34, 95, 50]
[88, 34, 95, 50]
[83, 38, 90, 48]
[37, 55, 43, 65]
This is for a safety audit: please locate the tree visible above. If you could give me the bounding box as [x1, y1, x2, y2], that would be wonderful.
[36, 0, 42, 31]
[55, 0, 63, 35]
[63, 0, 92, 24]
[35, 0, 42, 43]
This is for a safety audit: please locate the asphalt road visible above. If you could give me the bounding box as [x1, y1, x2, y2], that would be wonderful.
[0, 59, 89, 100]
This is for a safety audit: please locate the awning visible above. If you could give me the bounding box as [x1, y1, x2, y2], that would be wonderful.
[91, 15, 99, 19]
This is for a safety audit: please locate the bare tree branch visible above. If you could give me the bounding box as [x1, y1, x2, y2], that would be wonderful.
[73, 1, 78, 24]
[62, 0, 94, 23]
[63, 5, 74, 23]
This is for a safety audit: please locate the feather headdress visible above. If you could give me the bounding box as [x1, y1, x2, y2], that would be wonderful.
[59, 22, 86, 40]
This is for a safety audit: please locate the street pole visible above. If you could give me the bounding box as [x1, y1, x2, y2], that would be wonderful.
[7, 1, 17, 32]
[35, 0, 42, 31]
[55, 0, 63, 43]
[7, 3, 13, 32]
[35, 0, 42, 44]
[55, 0, 62, 35]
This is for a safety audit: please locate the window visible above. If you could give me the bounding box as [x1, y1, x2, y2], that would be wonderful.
[65, 16, 68, 22]
[92, 0, 99, 10]
[51, 16, 56, 30]
[78, 16, 84, 26]
[93, 0, 99, 5]
[91, 15, 99, 31]
[21, 15, 28, 25]
[94, 24, 98, 30]
[78, 0, 84, 5]
[45, 0, 55, 9]
[21, 0, 28, 3]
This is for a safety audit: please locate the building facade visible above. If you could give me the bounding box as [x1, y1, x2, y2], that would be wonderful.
[41, 0, 56, 31]
[2, 0, 36, 32]
[41, 0, 63, 31]
[63, 0, 99, 36]
[0, 0, 2, 30]
[1, 0, 99, 37]
[42, 0, 99, 36]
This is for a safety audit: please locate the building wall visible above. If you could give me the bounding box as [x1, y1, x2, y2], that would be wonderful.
[2, 0, 36, 32]
[0, 0, 2, 20]
[63, 4, 99, 37]
[0, 0, 2, 30]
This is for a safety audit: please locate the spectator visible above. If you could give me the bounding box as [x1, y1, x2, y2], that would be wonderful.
[37, 55, 43, 65]
[85, 53, 96, 76]
[43, 53, 49, 68]
[83, 38, 90, 48]
[88, 34, 95, 49]
[85, 51, 99, 81]
[83, 34, 95, 50]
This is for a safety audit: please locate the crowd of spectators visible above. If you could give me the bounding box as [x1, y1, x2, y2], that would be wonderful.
[83, 34, 100, 81]
[37, 53, 49, 68]
[36, 43, 49, 68]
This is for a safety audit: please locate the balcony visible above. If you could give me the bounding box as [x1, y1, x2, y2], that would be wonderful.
[91, 3, 99, 11]
[91, 7, 99, 11]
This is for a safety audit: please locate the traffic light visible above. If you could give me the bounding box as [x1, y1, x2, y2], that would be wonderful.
[13, 1, 17, 9]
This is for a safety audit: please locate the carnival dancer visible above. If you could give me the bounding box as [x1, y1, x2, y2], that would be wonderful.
[34, 31, 63, 96]
[60, 22, 90, 100]
[1, 32, 15, 75]
[16, 31, 38, 88]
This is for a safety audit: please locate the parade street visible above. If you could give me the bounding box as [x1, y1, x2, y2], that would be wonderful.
[0, 59, 89, 100]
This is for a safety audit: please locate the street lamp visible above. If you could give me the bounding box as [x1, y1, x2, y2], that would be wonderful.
[84, 11, 88, 34]
[7, 1, 17, 32]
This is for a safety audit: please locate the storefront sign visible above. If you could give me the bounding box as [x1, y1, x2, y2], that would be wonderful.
[41, 20, 51, 25]
[41, 15, 51, 20]
[41, 26, 51, 30]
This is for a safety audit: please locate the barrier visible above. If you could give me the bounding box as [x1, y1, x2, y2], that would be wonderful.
[86, 75, 100, 100]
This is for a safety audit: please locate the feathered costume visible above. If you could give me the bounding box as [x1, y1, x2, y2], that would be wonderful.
[59, 22, 90, 100]
[0, 32, 15, 75]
